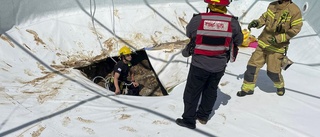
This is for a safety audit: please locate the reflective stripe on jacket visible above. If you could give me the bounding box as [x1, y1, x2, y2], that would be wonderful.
[194, 13, 232, 56]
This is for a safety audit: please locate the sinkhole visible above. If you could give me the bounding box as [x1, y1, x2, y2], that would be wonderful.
[76, 49, 168, 96]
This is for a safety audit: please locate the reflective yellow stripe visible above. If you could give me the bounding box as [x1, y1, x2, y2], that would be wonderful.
[281, 34, 286, 42]
[258, 40, 285, 53]
[292, 18, 303, 26]
[267, 9, 275, 19]
[242, 83, 255, 92]
[258, 40, 270, 48]
[111, 77, 114, 83]
[267, 46, 286, 53]
[263, 12, 267, 18]
[286, 16, 292, 21]
[274, 82, 284, 88]
[279, 16, 291, 23]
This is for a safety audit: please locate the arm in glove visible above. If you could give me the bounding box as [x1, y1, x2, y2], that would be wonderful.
[181, 38, 195, 57]
[267, 36, 277, 45]
[248, 20, 259, 31]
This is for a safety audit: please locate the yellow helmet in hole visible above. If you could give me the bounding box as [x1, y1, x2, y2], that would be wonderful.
[119, 46, 132, 56]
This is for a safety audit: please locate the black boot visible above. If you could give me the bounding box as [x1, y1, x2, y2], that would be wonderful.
[277, 88, 285, 96]
[237, 90, 254, 97]
[176, 118, 196, 129]
[196, 117, 208, 125]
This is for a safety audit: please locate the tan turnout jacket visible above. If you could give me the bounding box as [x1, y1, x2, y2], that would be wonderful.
[256, 1, 303, 53]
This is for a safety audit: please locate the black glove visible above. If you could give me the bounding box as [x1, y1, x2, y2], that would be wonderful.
[248, 20, 259, 31]
[182, 38, 195, 57]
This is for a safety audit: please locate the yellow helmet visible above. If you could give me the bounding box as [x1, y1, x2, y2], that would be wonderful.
[119, 46, 132, 56]
[207, 4, 227, 14]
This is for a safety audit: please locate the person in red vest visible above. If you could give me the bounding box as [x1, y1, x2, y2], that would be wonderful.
[177, 0, 243, 129]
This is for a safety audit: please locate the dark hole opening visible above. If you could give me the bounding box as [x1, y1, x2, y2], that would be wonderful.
[76, 49, 168, 96]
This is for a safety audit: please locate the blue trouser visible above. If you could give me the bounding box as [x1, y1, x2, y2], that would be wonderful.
[182, 65, 224, 124]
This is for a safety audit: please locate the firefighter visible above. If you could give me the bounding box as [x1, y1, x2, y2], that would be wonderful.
[237, 0, 303, 97]
[176, 0, 243, 129]
[109, 46, 140, 96]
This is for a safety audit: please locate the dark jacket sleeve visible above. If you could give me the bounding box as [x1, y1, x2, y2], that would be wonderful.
[231, 17, 243, 47]
[186, 14, 201, 38]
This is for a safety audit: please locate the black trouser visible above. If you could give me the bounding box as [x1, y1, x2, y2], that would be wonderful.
[109, 81, 140, 96]
[126, 84, 140, 96]
[182, 65, 225, 124]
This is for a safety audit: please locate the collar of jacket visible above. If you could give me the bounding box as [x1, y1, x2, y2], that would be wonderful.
[276, 1, 291, 10]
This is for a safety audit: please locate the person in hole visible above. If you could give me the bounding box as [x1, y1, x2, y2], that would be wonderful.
[109, 46, 140, 96]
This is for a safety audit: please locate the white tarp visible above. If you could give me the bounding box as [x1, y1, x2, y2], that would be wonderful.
[1, 0, 320, 136]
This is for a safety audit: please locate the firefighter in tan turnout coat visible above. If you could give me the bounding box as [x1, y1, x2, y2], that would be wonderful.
[237, 0, 303, 97]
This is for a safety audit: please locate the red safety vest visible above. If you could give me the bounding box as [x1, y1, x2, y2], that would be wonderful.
[194, 13, 233, 56]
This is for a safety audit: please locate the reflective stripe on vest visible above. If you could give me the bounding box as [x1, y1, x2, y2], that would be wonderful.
[194, 13, 233, 56]
[195, 44, 229, 51]
[197, 30, 232, 37]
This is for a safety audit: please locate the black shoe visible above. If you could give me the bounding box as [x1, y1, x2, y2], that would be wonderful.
[237, 90, 254, 97]
[196, 117, 208, 125]
[277, 88, 285, 96]
[176, 118, 196, 129]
